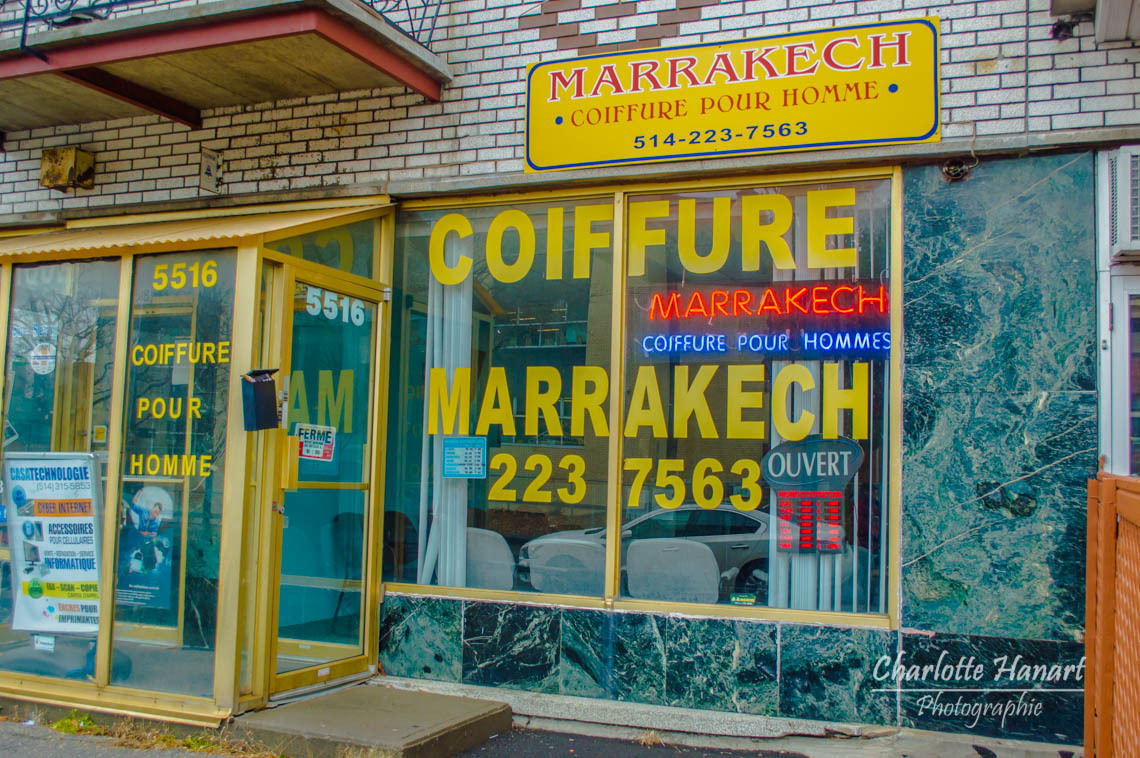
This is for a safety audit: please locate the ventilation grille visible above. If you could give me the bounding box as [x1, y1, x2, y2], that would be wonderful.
[1111, 148, 1140, 261]
[1132, 154, 1140, 244]
[1112, 153, 1120, 250]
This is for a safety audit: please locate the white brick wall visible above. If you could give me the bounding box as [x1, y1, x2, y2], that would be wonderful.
[3, 0, 1140, 214]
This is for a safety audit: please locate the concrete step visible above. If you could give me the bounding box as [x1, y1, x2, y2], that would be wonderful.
[234, 682, 513, 758]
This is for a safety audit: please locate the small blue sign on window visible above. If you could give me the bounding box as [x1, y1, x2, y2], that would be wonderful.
[441, 436, 487, 479]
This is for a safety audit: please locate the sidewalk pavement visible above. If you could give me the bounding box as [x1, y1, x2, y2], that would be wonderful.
[0, 712, 1084, 758]
[461, 723, 1084, 758]
[0, 680, 1085, 758]
[0, 720, 199, 758]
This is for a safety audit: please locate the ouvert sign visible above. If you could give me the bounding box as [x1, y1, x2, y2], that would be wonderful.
[525, 18, 940, 171]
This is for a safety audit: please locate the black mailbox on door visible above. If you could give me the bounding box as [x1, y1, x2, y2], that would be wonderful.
[241, 369, 279, 431]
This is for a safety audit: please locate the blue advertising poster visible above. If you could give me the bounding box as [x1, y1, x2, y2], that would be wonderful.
[114, 484, 175, 610]
[2, 452, 102, 633]
[441, 436, 487, 479]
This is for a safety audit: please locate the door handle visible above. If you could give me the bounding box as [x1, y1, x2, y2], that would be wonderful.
[730, 544, 749, 549]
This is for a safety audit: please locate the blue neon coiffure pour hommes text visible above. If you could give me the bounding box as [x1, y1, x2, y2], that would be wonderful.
[641, 334, 728, 354]
[736, 333, 791, 352]
[801, 330, 890, 352]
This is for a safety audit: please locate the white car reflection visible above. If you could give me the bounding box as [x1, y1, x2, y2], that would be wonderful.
[516, 504, 770, 600]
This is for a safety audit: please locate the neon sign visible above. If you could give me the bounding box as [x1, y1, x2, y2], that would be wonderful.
[638, 329, 889, 356]
[641, 334, 728, 354]
[800, 330, 889, 352]
[633, 279, 889, 359]
[648, 282, 888, 321]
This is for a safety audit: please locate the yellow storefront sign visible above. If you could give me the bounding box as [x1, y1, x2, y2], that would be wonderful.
[525, 18, 939, 172]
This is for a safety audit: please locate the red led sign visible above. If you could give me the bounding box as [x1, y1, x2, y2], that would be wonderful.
[648, 283, 887, 321]
[776, 489, 844, 554]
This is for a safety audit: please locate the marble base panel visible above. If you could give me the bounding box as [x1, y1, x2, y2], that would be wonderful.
[665, 615, 778, 714]
[779, 625, 896, 726]
[462, 601, 560, 692]
[558, 608, 610, 699]
[377, 596, 1084, 744]
[897, 632, 1084, 745]
[378, 594, 461, 682]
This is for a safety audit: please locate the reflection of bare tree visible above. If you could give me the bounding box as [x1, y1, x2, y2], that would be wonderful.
[119, 266, 234, 649]
[5, 270, 117, 450]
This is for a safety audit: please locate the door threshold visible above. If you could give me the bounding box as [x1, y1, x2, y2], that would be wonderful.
[267, 668, 376, 706]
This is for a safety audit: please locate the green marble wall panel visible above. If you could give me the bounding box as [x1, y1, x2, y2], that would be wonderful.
[610, 612, 667, 705]
[896, 631, 1083, 743]
[665, 617, 778, 715]
[559, 608, 609, 699]
[378, 594, 461, 682]
[461, 601, 560, 692]
[779, 625, 896, 725]
[901, 153, 1097, 641]
[376, 599, 1079, 743]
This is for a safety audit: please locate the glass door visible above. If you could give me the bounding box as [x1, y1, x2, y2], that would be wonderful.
[270, 268, 380, 693]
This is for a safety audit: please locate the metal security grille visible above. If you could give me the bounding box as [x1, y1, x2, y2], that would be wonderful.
[0, 0, 444, 49]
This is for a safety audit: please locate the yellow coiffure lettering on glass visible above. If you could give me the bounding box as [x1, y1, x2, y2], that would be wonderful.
[525, 18, 939, 171]
[426, 193, 859, 286]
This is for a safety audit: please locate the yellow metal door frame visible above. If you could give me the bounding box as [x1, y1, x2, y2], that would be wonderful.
[252, 249, 391, 701]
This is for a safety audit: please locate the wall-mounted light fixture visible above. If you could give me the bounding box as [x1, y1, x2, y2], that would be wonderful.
[940, 157, 977, 183]
[39, 147, 95, 191]
[1051, 13, 1093, 41]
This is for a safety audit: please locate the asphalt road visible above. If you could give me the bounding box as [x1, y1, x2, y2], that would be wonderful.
[456, 729, 800, 758]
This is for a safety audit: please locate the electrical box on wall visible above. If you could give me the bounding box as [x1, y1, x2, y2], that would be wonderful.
[39, 147, 94, 191]
[1109, 146, 1140, 261]
[241, 369, 279, 431]
[200, 147, 221, 194]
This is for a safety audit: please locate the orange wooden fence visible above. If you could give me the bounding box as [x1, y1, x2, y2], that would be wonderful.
[1087, 472, 1140, 758]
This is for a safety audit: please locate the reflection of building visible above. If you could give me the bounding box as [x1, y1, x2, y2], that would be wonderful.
[0, 0, 1121, 749]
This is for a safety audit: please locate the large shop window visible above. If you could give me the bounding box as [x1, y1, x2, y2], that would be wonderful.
[387, 200, 614, 594]
[0, 260, 119, 678]
[111, 251, 236, 697]
[387, 175, 896, 617]
[620, 181, 891, 613]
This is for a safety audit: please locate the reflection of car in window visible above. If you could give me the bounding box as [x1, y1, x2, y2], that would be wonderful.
[517, 504, 770, 601]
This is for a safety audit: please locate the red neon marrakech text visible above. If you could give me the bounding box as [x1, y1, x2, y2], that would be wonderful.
[648, 285, 888, 320]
